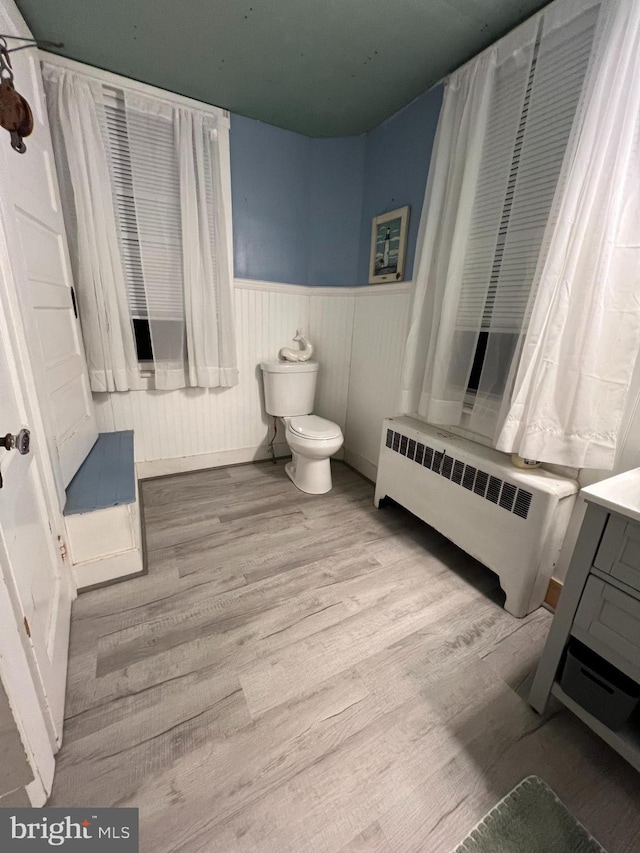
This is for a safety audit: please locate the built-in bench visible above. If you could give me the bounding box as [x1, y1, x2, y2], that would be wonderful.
[64, 431, 144, 591]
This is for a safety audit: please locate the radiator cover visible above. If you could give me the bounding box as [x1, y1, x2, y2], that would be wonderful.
[374, 416, 578, 617]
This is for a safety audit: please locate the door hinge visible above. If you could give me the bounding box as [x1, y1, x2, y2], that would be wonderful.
[23, 616, 31, 638]
[70, 285, 78, 319]
[58, 536, 67, 561]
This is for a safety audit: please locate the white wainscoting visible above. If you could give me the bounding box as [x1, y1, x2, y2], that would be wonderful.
[93, 279, 411, 480]
[344, 290, 411, 481]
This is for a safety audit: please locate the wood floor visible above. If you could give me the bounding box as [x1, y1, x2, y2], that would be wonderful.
[51, 461, 640, 852]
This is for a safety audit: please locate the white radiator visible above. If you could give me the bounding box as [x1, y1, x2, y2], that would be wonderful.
[374, 416, 579, 617]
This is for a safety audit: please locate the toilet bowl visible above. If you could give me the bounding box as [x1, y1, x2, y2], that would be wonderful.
[260, 359, 343, 494]
[283, 415, 344, 495]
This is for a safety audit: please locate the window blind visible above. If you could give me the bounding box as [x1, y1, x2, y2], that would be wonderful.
[101, 86, 184, 322]
[455, 5, 600, 336]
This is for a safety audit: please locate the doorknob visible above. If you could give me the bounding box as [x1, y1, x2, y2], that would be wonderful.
[1, 428, 30, 454]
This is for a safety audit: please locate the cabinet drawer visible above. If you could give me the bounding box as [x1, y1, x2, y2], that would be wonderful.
[573, 577, 640, 683]
[593, 515, 640, 594]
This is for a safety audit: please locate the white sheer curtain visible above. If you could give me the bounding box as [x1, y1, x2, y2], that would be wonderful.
[43, 65, 238, 392]
[496, 0, 640, 468]
[176, 107, 238, 388]
[400, 0, 640, 468]
[42, 64, 141, 392]
[398, 18, 540, 427]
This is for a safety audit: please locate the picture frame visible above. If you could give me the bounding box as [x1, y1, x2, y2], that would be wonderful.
[368, 206, 409, 284]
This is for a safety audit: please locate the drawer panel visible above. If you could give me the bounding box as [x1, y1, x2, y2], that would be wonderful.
[593, 515, 640, 594]
[574, 577, 640, 681]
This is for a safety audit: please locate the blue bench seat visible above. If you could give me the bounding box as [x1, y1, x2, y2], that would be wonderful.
[64, 431, 135, 516]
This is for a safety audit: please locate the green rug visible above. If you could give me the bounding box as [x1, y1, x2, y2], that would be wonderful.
[454, 776, 606, 853]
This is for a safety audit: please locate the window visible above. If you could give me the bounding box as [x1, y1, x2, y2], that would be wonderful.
[102, 88, 150, 361]
[43, 60, 237, 393]
[454, 5, 600, 405]
[101, 87, 186, 362]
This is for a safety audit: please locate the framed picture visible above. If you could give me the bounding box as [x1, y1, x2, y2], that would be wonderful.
[368, 206, 409, 284]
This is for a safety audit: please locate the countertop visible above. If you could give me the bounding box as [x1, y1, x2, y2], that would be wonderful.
[582, 467, 640, 523]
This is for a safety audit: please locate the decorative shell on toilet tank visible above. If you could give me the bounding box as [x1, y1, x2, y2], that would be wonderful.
[260, 361, 319, 417]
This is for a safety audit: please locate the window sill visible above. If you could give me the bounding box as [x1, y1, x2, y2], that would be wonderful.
[138, 362, 154, 391]
[447, 418, 496, 451]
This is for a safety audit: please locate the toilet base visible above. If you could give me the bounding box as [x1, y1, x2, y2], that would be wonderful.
[285, 453, 333, 495]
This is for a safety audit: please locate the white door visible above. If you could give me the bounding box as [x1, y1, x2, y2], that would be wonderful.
[0, 0, 97, 507]
[0, 292, 72, 805]
[0, 0, 95, 803]
[0, 230, 71, 801]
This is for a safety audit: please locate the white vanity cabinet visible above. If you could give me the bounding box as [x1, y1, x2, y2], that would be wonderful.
[529, 468, 640, 772]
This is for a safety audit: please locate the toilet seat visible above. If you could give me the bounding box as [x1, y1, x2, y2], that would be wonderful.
[288, 414, 341, 440]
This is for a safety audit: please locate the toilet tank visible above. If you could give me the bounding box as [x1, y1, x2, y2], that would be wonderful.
[260, 361, 319, 416]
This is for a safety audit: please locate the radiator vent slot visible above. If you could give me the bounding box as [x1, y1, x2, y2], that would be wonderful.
[474, 470, 488, 497]
[385, 429, 533, 520]
[514, 489, 533, 519]
[424, 446, 434, 470]
[487, 476, 502, 504]
[441, 454, 454, 480]
[499, 482, 517, 512]
[462, 465, 476, 491]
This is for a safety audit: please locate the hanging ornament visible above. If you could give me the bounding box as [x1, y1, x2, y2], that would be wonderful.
[0, 36, 33, 153]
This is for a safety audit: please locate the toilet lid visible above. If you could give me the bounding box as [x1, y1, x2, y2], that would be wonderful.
[288, 415, 342, 440]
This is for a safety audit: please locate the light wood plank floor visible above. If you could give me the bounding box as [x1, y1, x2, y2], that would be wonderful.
[51, 462, 640, 852]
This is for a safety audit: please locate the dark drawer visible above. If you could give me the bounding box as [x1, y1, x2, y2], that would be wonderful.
[561, 641, 640, 730]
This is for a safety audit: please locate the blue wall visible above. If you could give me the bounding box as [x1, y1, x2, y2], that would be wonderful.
[230, 84, 443, 287]
[357, 85, 444, 284]
[230, 114, 310, 285]
[308, 136, 365, 287]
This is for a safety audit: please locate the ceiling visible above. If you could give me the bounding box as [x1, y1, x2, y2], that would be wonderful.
[16, 0, 550, 137]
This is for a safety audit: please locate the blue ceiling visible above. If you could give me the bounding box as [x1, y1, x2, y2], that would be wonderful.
[17, 0, 551, 136]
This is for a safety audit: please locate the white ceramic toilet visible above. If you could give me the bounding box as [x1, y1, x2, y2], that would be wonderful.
[260, 360, 343, 494]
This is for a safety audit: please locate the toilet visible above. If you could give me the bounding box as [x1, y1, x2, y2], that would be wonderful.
[260, 360, 343, 494]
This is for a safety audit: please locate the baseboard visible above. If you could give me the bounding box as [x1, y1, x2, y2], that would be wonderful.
[74, 549, 144, 592]
[136, 442, 291, 480]
[544, 577, 563, 611]
[343, 448, 378, 484]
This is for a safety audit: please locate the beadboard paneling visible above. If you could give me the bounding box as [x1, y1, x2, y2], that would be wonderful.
[94, 284, 363, 466]
[344, 291, 410, 477]
[308, 294, 355, 432]
[94, 283, 409, 475]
